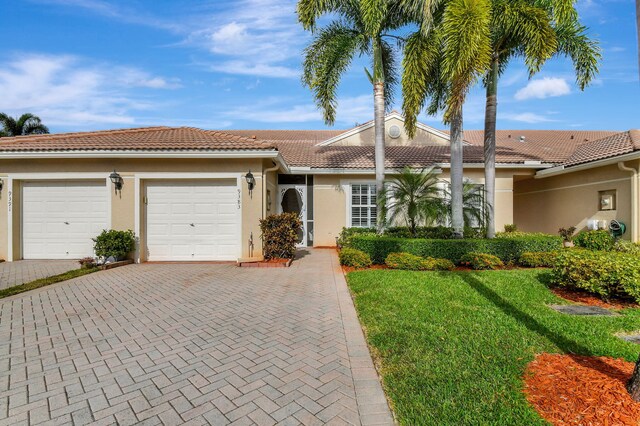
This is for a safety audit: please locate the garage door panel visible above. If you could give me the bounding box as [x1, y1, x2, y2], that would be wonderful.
[146, 180, 240, 261]
[22, 181, 108, 259]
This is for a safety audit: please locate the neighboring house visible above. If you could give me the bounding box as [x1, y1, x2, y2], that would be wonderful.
[0, 112, 637, 262]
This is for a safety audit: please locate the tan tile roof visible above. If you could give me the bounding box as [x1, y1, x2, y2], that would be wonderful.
[0, 126, 275, 152]
[563, 130, 640, 167]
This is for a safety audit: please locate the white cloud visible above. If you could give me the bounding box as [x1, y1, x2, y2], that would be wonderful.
[0, 54, 178, 127]
[500, 112, 558, 123]
[222, 95, 373, 125]
[514, 77, 571, 100]
[207, 61, 299, 78]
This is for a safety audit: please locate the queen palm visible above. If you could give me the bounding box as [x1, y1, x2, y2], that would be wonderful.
[482, 1, 600, 238]
[402, 0, 492, 238]
[0, 113, 49, 137]
[297, 0, 408, 233]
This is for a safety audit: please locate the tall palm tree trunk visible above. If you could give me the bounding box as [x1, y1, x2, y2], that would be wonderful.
[373, 37, 386, 234]
[483, 55, 499, 238]
[450, 109, 464, 238]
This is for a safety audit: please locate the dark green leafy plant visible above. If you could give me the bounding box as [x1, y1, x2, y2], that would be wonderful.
[348, 235, 562, 264]
[552, 249, 640, 302]
[385, 252, 454, 271]
[614, 240, 640, 255]
[337, 227, 376, 248]
[259, 213, 303, 260]
[339, 248, 372, 269]
[460, 252, 503, 270]
[573, 230, 614, 251]
[503, 224, 517, 233]
[93, 229, 136, 260]
[518, 251, 559, 268]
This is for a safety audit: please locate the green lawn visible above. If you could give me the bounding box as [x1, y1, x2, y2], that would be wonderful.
[347, 269, 640, 425]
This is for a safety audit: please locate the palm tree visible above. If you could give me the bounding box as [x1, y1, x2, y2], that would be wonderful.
[482, 1, 600, 238]
[379, 167, 488, 236]
[378, 167, 447, 236]
[402, 0, 492, 238]
[0, 113, 49, 137]
[297, 0, 407, 233]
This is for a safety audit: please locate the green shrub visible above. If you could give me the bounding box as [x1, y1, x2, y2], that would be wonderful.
[348, 235, 562, 264]
[385, 226, 455, 239]
[558, 226, 577, 242]
[337, 227, 376, 247]
[503, 224, 518, 233]
[339, 248, 372, 268]
[551, 249, 640, 302]
[573, 230, 615, 251]
[93, 229, 136, 260]
[518, 251, 559, 268]
[495, 231, 555, 239]
[384, 253, 455, 271]
[614, 240, 640, 255]
[259, 213, 303, 260]
[460, 252, 503, 270]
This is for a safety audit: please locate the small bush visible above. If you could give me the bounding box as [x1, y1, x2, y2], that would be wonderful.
[552, 249, 640, 302]
[339, 248, 372, 268]
[93, 229, 136, 260]
[518, 251, 558, 268]
[495, 231, 554, 239]
[460, 252, 503, 270]
[348, 235, 562, 264]
[260, 213, 303, 260]
[503, 224, 518, 233]
[385, 253, 455, 271]
[573, 230, 615, 251]
[558, 226, 577, 242]
[78, 257, 97, 269]
[385, 226, 455, 239]
[613, 240, 640, 255]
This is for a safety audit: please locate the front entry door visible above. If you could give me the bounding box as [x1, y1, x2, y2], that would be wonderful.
[278, 185, 307, 246]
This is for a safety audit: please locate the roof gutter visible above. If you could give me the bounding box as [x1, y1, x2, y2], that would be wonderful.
[289, 163, 553, 175]
[535, 151, 640, 179]
[0, 149, 282, 160]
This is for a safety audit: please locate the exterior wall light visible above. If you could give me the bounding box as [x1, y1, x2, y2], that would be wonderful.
[245, 170, 256, 192]
[109, 170, 124, 194]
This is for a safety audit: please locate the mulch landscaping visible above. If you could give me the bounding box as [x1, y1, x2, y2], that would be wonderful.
[551, 288, 639, 310]
[524, 353, 640, 425]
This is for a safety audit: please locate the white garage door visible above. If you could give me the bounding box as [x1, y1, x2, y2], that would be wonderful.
[22, 181, 109, 259]
[145, 180, 240, 261]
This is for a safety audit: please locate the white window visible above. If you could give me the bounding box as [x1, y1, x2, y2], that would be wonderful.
[350, 183, 377, 227]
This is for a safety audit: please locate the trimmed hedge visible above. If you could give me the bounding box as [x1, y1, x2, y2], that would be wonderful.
[348, 235, 562, 264]
[460, 252, 503, 270]
[552, 249, 640, 302]
[260, 213, 302, 260]
[384, 253, 454, 271]
[339, 248, 372, 268]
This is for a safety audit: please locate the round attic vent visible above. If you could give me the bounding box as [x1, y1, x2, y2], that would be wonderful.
[388, 125, 401, 139]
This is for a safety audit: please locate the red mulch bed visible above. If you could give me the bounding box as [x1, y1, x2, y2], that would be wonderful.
[342, 264, 389, 273]
[524, 353, 640, 425]
[551, 288, 639, 310]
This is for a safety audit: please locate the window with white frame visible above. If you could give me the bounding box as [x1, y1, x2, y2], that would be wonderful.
[350, 183, 377, 227]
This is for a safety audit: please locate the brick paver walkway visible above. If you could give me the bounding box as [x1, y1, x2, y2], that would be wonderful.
[0, 260, 79, 290]
[0, 249, 394, 425]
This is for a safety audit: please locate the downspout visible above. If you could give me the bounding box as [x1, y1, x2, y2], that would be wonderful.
[618, 161, 639, 242]
[263, 162, 279, 219]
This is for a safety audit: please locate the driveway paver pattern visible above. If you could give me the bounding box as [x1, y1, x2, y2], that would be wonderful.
[0, 260, 79, 291]
[0, 249, 393, 425]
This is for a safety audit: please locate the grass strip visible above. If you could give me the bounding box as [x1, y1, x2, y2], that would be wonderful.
[0, 267, 99, 299]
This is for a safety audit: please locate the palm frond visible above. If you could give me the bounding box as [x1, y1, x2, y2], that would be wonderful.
[297, 0, 360, 30]
[302, 21, 364, 124]
[380, 39, 399, 111]
[554, 20, 601, 89]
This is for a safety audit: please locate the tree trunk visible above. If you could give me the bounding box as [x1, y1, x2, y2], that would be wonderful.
[483, 55, 499, 238]
[450, 109, 464, 238]
[373, 37, 386, 234]
[628, 353, 640, 401]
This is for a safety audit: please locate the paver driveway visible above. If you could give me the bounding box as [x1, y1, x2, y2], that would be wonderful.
[0, 260, 79, 291]
[0, 249, 393, 425]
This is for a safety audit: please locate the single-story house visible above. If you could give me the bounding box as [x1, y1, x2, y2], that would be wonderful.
[0, 112, 637, 262]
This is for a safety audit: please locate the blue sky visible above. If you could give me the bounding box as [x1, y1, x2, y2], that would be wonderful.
[1, 0, 638, 133]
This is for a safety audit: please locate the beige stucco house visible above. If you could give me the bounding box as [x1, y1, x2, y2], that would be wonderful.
[0, 112, 637, 262]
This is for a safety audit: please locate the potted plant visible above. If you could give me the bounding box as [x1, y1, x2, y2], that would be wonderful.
[558, 226, 577, 248]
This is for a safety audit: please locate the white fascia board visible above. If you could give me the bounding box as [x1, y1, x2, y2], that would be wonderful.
[292, 163, 551, 174]
[0, 149, 281, 160]
[289, 167, 444, 175]
[535, 151, 640, 179]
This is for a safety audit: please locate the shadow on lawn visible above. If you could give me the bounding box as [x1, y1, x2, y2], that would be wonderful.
[458, 272, 630, 384]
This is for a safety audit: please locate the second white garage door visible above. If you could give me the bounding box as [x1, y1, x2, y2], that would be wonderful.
[145, 180, 240, 261]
